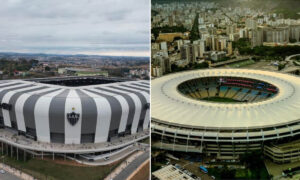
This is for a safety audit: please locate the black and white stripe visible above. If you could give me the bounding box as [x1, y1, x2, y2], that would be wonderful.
[0, 80, 149, 144]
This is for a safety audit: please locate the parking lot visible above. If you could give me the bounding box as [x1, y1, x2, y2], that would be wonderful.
[166, 157, 214, 180]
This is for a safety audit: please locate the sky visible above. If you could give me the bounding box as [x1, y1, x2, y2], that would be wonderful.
[0, 0, 150, 57]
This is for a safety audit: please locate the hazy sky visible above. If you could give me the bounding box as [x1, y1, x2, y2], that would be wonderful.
[0, 0, 150, 56]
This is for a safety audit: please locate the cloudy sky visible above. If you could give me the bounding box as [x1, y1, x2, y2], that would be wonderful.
[0, 0, 150, 56]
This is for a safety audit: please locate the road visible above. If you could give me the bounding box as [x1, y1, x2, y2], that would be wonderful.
[285, 54, 300, 61]
[0, 172, 22, 180]
[114, 151, 149, 180]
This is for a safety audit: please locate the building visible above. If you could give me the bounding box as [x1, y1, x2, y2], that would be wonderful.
[226, 24, 237, 35]
[264, 26, 290, 43]
[251, 28, 263, 47]
[239, 28, 248, 38]
[180, 44, 193, 63]
[227, 41, 233, 55]
[151, 69, 300, 163]
[193, 40, 206, 58]
[152, 52, 171, 74]
[290, 25, 300, 42]
[152, 66, 163, 77]
[0, 76, 149, 163]
[210, 51, 226, 61]
[160, 42, 168, 51]
[58, 68, 108, 77]
[245, 18, 257, 30]
[152, 165, 195, 180]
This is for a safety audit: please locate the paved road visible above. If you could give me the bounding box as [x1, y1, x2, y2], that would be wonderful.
[285, 54, 300, 61]
[0, 172, 22, 180]
[114, 151, 149, 180]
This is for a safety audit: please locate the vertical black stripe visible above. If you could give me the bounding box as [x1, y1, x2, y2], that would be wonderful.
[49, 89, 69, 143]
[96, 87, 135, 133]
[84, 89, 122, 139]
[23, 88, 61, 137]
[9, 86, 48, 130]
[0, 84, 33, 118]
[107, 86, 148, 131]
[76, 90, 97, 143]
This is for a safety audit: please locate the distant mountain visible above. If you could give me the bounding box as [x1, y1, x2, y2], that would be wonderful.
[0, 52, 149, 61]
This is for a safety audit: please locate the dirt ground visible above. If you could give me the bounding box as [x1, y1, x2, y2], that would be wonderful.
[41, 156, 121, 167]
[128, 160, 150, 180]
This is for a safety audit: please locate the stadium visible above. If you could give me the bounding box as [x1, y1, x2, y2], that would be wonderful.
[151, 69, 300, 163]
[0, 76, 149, 164]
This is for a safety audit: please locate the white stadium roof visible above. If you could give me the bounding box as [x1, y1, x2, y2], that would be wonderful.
[151, 69, 300, 129]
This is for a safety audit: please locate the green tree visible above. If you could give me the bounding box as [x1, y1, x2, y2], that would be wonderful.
[278, 64, 286, 71]
[189, 13, 200, 42]
[45, 66, 50, 71]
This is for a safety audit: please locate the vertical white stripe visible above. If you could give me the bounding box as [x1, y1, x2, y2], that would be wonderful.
[89, 88, 129, 133]
[107, 86, 149, 133]
[15, 88, 57, 132]
[2, 86, 39, 127]
[64, 90, 82, 144]
[140, 91, 150, 130]
[98, 87, 142, 134]
[82, 90, 112, 143]
[34, 89, 65, 143]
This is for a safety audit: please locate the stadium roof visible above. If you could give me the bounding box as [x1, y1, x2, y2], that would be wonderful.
[151, 69, 300, 129]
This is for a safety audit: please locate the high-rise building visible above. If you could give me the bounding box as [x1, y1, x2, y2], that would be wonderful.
[264, 26, 290, 43]
[227, 41, 233, 55]
[239, 28, 249, 38]
[290, 25, 300, 42]
[180, 44, 193, 63]
[153, 52, 171, 74]
[160, 42, 168, 51]
[218, 37, 227, 51]
[251, 28, 263, 47]
[193, 40, 206, 58]
[246, 18, 257, 30]
[152, 66, 163, 77]
[229, 33, 240, 42]
[226, 24, 237, 35]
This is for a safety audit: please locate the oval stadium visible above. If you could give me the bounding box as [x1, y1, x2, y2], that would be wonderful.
[151, 69, 300, 163]
[0, 76, 149, 164]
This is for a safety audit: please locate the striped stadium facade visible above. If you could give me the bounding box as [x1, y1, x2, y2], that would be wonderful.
[0, 78, 149, 145]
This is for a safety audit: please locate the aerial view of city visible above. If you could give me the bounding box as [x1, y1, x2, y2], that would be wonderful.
[151, 0, 300, 179]
[0, 0, 150, 180]
[2, 0, 300, 179]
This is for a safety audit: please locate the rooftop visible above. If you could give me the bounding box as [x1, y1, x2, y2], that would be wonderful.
[151, 69, 300, 129]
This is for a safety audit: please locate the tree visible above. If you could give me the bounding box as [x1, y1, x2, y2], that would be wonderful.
[240, 151, 266, 179]
[45, 66, 51, 71]
[189, 13, 200, 42]
[278, 64, 286, 71]
[290, 38, 297, 43]
[220, 165, 236, 179]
